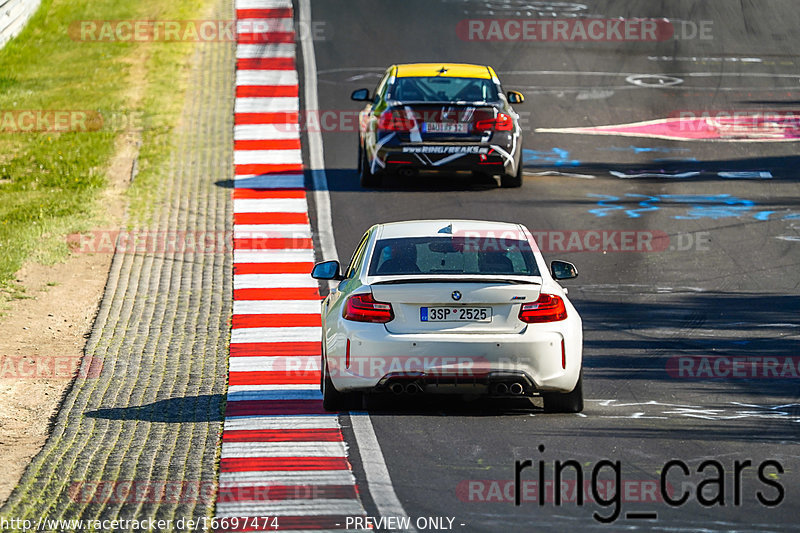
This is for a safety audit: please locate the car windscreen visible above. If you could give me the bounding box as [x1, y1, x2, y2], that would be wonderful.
[368, 237, 540, 277]
[387, 77, 500, 103]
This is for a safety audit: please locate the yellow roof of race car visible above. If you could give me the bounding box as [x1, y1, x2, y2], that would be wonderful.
[394, 63, 495, 79]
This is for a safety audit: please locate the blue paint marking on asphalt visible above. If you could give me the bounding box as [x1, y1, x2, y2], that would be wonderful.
[623, 194, 663, 218]
[665, 194, 755, 220]
[523, 148, 581, 166]
[588, 193, 800, 220]
[601, 145, 691, 154]
[587, 194, 626, 217]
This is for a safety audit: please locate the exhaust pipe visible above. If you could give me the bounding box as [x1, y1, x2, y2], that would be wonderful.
[494, 382, 509, 395]
[405, 382, 422, 394]
[509, 382, 524, 395]
[389, 382, 405, 395]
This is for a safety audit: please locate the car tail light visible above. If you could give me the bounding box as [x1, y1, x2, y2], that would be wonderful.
[474, 112, 513, 132]
[518, 294, 567, 323]
[343, 293, 394, 323]
[378, 111, 417, 131]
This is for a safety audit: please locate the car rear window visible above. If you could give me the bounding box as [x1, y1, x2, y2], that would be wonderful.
[368, 237, 539, 277]
[387, 77, 500, 103]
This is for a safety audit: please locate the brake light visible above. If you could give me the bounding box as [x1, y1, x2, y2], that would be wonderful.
[343, 293, 394, 323]
[378, 111, 417, 131]
[474, 112, 513, 132]
[518, 294, 567, 323]
[494, 112, 513, 130]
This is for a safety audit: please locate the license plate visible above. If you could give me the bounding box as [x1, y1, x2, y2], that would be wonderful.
[420, 307, 491, 322]
[423, 122, 469, 134]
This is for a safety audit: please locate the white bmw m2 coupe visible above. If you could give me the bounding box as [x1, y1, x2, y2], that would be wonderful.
[311, 220, 583, 413]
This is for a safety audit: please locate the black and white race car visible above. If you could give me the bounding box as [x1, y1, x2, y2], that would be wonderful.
[351, 63, 526, 188]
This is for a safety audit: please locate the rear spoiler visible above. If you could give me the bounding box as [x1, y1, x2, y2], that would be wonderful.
[371, 276, 542, 286]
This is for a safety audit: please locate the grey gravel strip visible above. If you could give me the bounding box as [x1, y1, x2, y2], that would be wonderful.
[0, 0, 234, 529]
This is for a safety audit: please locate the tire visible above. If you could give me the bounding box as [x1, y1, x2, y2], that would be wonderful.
[359, 144, 382, 188]
[321, 357, 361, 411]
[500, 161, 523, 188]
[542, 372, 584, 413]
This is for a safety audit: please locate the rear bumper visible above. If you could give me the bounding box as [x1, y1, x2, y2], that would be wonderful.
[324, 319, 582, 395]
[369, 133, 521, 177]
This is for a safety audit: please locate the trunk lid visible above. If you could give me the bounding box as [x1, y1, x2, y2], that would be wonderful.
[370, 279, 542, 334]
[384, 103, 500, 143]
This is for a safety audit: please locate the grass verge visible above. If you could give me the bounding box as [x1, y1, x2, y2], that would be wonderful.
[0, 0, 210, 303]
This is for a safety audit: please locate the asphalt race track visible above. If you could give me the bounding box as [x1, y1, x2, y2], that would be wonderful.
[303, 1, 800, 531]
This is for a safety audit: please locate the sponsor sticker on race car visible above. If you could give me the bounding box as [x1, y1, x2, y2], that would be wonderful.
[402, 145, 489, 154]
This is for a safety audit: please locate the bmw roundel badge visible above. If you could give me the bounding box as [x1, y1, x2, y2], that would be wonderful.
[451, 290, 462, 301]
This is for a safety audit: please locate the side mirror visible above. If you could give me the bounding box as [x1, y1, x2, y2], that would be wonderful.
[551, 260, 578, 280]
[351, 88, 370, 101]
[312, 260, 344, 280]
[507, 91, 525, 104]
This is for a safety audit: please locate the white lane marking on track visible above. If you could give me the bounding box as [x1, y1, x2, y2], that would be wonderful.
[610, 170, 700, 179]
[350, 414, 418, 528]
[527, 170, 595, 179]
[499, 69, 800, 79]
[231, 327, 322, 344]
[649, 56, 763, 63]
[234, 300, 320, 314]
[718, 171, 772, 179]
[625, 74, 684, 87]
[591, 400, 800, 421]
[299, 0, 416, 529]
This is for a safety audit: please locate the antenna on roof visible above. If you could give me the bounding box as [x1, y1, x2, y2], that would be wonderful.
[438, 224, 453, 234]
[437, 66, 448, 75]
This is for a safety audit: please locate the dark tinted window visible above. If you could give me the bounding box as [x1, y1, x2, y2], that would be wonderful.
[368, 237, 539, 277]
[387, 77, 499, 103]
